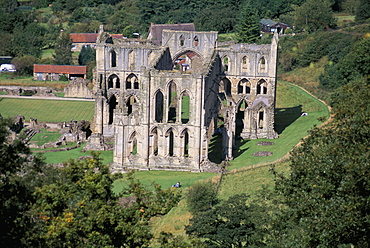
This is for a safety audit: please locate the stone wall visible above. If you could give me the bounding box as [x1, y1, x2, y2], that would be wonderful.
[64, 78, 93, 98]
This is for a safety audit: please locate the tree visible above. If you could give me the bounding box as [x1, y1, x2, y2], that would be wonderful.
[186, 194, 263, 247]
[185, 180, 216, 214]
[293, 0, 336, 32]
[0, 118, 44, 247]
[27, 157, 181, 247]
[273, 79, 370, 247]
[355, 0, 370, 21]
[235, 3, 260, 43]
[53, 31, 73, 65]
[78, 45, 95, 65]
[12, 55, 39, 76]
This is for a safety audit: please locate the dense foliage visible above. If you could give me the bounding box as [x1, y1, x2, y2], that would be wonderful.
[0, 120, 181, 247]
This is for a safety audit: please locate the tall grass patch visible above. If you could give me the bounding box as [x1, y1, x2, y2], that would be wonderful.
[0, 98, 94, 122]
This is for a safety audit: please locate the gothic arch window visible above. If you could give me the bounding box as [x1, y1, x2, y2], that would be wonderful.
[241, 56, 248, 72]
[193, 36, 199, 46]
[129, 131, 138, 155]
[257, 80, 267, 95]
[258, 109, 264, 129]
[259, 56, 266, 73]
[126, 95, 136, 115]
[155, 90, 164, 123]
[179, 35, 185, 46]
[167, 81, 177, 123]
[238, 79, 251, 94]
[108, 75, 120, 89]
[223, 56, 229, 72]
[165, 128, 175, 157]
[128, 50, 135, 70]
[236, 100, 248, 136]
[110, 50, 116, 68]
[126, 74, 139, 90]
[181, 91, 190, 124]
[150, 127, 158, 156]
[180, 129, 189, 157]
[108, 95, 118, 124]
[221, 78, 231, 95]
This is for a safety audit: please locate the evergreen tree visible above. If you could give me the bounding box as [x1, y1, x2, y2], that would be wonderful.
[235, 3, 260, 43]
[53, 31, 72, 65]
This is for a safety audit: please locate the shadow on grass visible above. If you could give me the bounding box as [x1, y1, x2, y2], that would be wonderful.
[208, 134, 250, 164]
[208, 134, 223, 164]
[275, 105, 302, 134]
[233, 139, 249, 159]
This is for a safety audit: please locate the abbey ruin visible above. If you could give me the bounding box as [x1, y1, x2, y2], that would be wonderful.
[89, 24, 278, 172]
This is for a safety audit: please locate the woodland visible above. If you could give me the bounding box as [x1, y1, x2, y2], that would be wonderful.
[1, 0, 370, 247]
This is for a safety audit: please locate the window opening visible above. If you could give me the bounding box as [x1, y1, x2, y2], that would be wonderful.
[181, 91, 190, 124]
[111, 50, 116, 68]
[155, 91, 164, 123]
[167, 82, 177, 123]
[108, 95, 117, 124]
[169, 130, 174, 156]
[258, 110, 264, 129]
[193, 36, 199, 46]
[126, 96, 136, 115]
[179, 35, 185, 46]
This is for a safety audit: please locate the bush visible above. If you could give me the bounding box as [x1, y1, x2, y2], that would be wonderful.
[185, 180, 216, 214]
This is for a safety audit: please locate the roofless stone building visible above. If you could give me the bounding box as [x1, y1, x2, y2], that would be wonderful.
[88, 24, 278, 172]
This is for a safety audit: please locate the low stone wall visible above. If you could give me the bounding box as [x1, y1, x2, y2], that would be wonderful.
[0, 86, 56, 96]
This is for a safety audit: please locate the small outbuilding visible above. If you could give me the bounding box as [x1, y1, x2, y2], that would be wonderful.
[260, 19, 290, 35]
[33, 64, 87, 81]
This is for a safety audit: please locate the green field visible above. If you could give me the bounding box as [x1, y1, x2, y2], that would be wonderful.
[0, 98, 94, 122]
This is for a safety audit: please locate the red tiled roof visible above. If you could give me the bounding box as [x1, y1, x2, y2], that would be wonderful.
[34, 64, 86, 74]
[70, 33, 124, 43]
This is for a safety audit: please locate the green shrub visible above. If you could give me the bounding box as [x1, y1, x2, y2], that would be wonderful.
[185, 180, 216, 214]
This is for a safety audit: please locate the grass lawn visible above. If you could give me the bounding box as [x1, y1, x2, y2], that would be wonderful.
[30, 129, 61, 146]
[41, 144, 113, 165]
[0, 98, 94, 122]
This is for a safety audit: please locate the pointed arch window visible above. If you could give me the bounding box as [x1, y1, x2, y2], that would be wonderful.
[129, 132, 138, 155]
[179, 35, 185, 46]
[223, 56, 229, 72]
[241, 56, 248, 72]
[181, 91, 190, 124]
[166, 129, 174, 157]
[238, 79, 250, 94]
[258, 110, 264, 129]
[108, 95, 117, 124]
[110, 50, 116, 68]
[126, 95, 136, 115]
[257, 80, 267, 95]
[193, 36, 199, 46]
[150, 127, 158, 156]
[259, 56, 266, 72]
[155, 91, 164, 123]
[181, 129, 189, 157]
[167, 81, 177, 123]
[126, 74, 139, 90]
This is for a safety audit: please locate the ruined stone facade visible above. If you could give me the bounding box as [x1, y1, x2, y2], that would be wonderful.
[90, 26, 278, 172]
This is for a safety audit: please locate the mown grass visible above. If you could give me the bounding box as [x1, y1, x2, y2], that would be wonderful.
[0, 98, 94, 122]
[30, 129, 61, 146]
[113, 171, 216, 194]
[41, 144, 113, 165]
